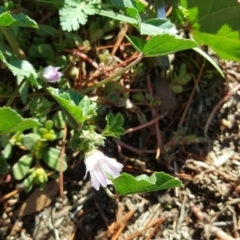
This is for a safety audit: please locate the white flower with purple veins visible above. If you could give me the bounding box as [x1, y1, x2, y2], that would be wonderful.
[84, 150, 123, 190]
[42, 66, 62, 83]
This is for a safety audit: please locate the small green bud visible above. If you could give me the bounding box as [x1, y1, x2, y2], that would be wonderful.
[39, 128, 48, 134]
[45, 120, 53, 130]
[34, 168, 48, 184]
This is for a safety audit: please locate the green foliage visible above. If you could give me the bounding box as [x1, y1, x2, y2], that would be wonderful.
[0, 51, 40, 88]
[12, 153, 33, 180]
[39, 121, 56, 141]
[48, 87, 97, 130]
[181, 0, 240, 61]
[42, 147, 68, 171]
[0, 107, 41, 134]
[29, 97, 53, 118]
[168, 5, 189, 25]
[69, 126, 105, 152]
[52, 111, 67, 129]
[59, 0, 100, 31]
[171, 63, 191, 93]
[127, 34, 198, 57]
[110, 172, 182, 195]
[102, 113, 125, 138]
[0, 156, 10, 175]
[193, 47, 224, 77]
[0, 0, 218, 197]
[0, 7, 38, 28]
[142, 34, 198, 57]
[23, 167, 48, 192]
[21, 133, 41, 150]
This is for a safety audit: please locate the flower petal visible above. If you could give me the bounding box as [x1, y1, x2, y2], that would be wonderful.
[100, 157, 123, 178]
[84, 149, 123, 190]
[89, 171, 100, 190]
[93, 164, 108, 187]
[84, 154, 98, 171]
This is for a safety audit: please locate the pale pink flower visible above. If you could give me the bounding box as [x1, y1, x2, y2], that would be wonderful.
[42, 66, 62, 83]
[84, 150, 123, 190]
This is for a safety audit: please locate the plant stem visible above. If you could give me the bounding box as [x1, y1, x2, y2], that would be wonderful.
[0, 27, 27, 60]
[103, 187, 120, 199]
[80, 53, 144, 94]
[6, 79, 26, 106]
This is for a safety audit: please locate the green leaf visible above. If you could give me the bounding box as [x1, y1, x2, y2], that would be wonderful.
[37, 24, 59, 37]
[111, 0, 142, 25]
[59, 0, 99, 31]
[2, 143, 12, 159]
[29, 97, 53, 117]
[125, 35, 145, 52]
[181, 0, 240, 61]
[126, 7, 141, 26]
[53, 111, 67, 129]
[111, 0, 136, 8]
[0, 156, 10, 175]
[96, 9, 177, 36]
[193, 47, 224, 77]
[69, 125, 105, 152]
[0, 7, 38, 28]
[171, 85, 183, 93]
[23, 173, 34, 192]
[142, 34, 198, 57]
[96, 9, 137, 24]
[48, 87, 97, 130]
[12, 153, 33, 180]
[0, 51, 40, 88]
[179, 74, 191, 85]
[102, 113, 125, 138]
[0, 107, 41, 134]
[37, 44, 55, 60]
[178, 63, 187, 78]
[140, 19, 177, 36]
[42, 147, 68, 172]
[21, 133, 41, 150]
[111, 172, 182, 195]
[17, 77, 29, 104]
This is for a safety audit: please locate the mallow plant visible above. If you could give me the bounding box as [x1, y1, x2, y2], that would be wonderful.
[0, 0, 209, 197]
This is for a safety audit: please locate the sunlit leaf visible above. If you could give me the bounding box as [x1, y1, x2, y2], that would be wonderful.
[181, 0, 240, 61]
[0, 107, 41, 134]
[111, 172, 182, 195]
[0, 7, 38, 28]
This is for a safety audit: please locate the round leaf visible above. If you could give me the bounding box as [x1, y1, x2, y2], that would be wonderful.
[42, 147, 67, 172]
[12, 153, 33, 180]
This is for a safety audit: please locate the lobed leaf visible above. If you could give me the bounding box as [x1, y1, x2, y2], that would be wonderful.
[102, 113, 125, 138]
[111, 172, 182, 195]
[48, 87, 97, 130]
[59, 0, 98, 31]
[181, 0, 240, 61]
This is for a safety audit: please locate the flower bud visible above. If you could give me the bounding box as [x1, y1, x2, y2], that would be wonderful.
[42, 66, 62, 83]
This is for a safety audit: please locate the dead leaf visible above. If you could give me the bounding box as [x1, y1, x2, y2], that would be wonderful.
[15, 179, 59, 217]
